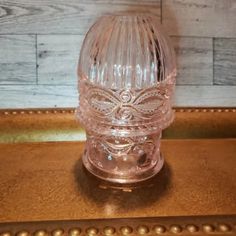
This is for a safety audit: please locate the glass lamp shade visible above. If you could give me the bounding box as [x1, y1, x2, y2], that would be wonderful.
[77, 13, 176, 184]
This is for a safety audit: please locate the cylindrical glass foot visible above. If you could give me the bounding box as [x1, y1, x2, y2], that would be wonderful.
[82, 132, 164, 183]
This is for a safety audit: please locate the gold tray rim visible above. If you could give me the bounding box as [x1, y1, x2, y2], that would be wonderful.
[0, 107, 235, 234]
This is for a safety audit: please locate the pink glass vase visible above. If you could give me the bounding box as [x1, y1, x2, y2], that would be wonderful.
[77, 13, 176, 184]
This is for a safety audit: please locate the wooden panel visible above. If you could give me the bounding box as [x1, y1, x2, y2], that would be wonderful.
[0, 35, 36, 84]
[0, 1, 160, 34]
[175, 86, 236, 107]
[214, 38, 236, 85]
[171, 36, 213, 85]
[162, 0, 236, 37]
[0, 0, 235, 108]
[78, 0, 159, 4]
[37, 35, 83, 85]
[0, 85, 235, 108]
[0, 85, 77, 108]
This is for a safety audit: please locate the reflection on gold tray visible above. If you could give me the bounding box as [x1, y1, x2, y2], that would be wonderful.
[0, 108, 235, 235]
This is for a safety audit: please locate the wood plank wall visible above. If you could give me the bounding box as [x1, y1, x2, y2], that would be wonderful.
[0, 0, 235, 108]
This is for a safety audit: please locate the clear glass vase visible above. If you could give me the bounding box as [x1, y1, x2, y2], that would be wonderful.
[77, 13, 176, 184]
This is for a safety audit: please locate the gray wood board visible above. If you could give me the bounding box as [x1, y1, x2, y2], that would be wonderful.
[0, 35, 36, 84]
[0, 1, 160, 34]
[162, 0, 236, 38]
[0, 85, 77, 108]
[171, 36, 213, 85]
[214, 38, 236, 85]
[37, 35, 84, 85]
[0, 85, 235, 108]
[175, 85, 236, 107]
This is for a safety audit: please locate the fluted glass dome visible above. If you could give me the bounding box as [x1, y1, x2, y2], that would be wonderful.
[78, 13, 176, 89]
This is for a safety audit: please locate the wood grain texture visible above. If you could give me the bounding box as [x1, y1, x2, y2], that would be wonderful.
[0, 85, 77, 108]
[162, 0, 236, 37]
[0, 85, 235, 108]
[37, 35, 83, 85]
[0, 1, 160, 34]
[175, 86, 236, 107]
[214, 38, 236, 85]
[171, 36, 213, 85]
[77, 0, 159, 4]
[0, 0, 235, 108]
[0, 35, 36, 84]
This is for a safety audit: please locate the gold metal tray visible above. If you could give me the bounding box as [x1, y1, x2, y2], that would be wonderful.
[0, 108, 235, 236]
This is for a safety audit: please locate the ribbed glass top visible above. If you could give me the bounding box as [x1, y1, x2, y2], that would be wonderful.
[78, 13, 176, 89]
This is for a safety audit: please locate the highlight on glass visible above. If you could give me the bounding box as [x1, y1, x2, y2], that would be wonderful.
[77, 13, 176, 184]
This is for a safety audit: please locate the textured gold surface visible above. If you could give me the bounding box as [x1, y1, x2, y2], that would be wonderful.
[0, 108, 236, 235]
[0, 139, 235, 222]
[0, 216, 235, 236]
[153, 225, 166, 234]
[51, 230, 63, 236]
[0, 108, 235, 143]
[185, 225, 198, 233]
[103, 227, 115, 236]
[16, 231, 29, 236]
[0, 233, 11, 236]
[86, 227, 98, 236]
[120, 226, 133, 235]
[68, 229, 81, 236]
[137, 225, 149, 235]
[170, 225, 182, 234]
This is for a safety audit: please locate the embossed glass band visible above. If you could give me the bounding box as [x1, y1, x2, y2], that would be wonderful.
[77, 80, 175, 136]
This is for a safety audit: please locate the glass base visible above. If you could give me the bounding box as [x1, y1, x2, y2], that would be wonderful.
[82, 150, 164, 184]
